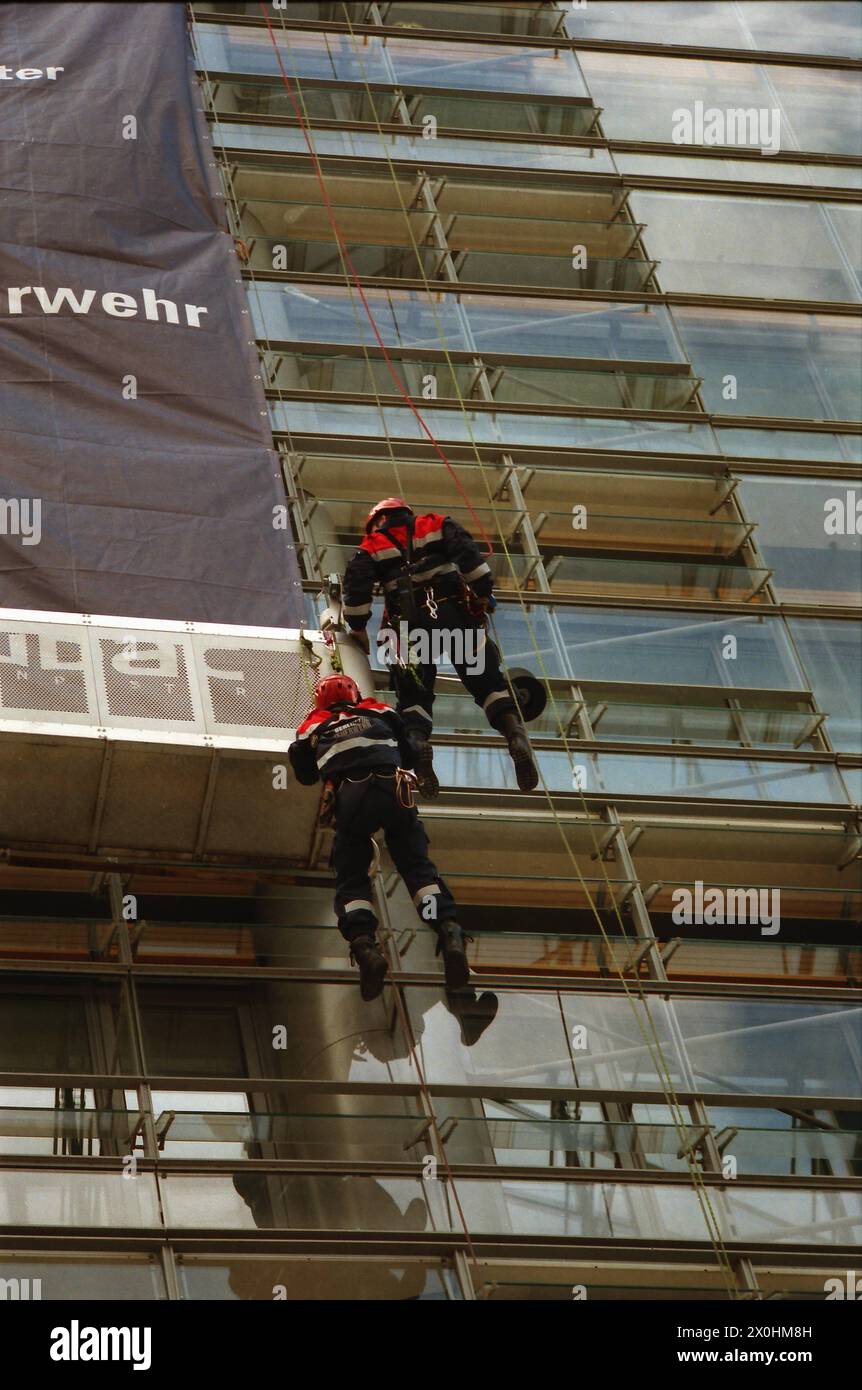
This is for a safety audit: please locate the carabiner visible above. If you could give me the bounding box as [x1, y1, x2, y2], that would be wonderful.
[424, 588, 439, 621]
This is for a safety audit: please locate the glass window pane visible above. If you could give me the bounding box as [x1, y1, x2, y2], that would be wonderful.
[178, 1254, 458, 1300]
[632, 192, 861, 301]
[788, 617, 862, 751]
[539, 606, 803, 687]
[136, 920, 347, 971]
[616, 151, 862, 192]
[162, 1172, 453, 1231]
[457, 1178, 862, 1243]
[736, 1, 862, 57]
[0, 1096, 142, 1158]
[0, 978, 137, 1073]
[431, 745, 848, 804]
[461, 293, 680, 360]
[210, 75, 599, 137]
[196, 24, 588, 97]
[717, 427, 861, 463]
[556, 994, 862, 1097]
[841, 766, 862, 804]
[578, 49, 860, 156]
[405, 987, 575, 1087]
[268, 351, 695, 412]
[250, 283, 682, 360]
[137, 981, 415, 1083]
[565, 1, 862, 59]
[0, 1170, 159, 1227]
[672, 306, 862, 421]
[358, 2, 563, 38]
[673, 996, 862, 1098]
[0, 1255, 164, 1299]
[0, 917, 116, 966]
[270, 400, 718, 454]
[737, 476, 862, 605]
[563, 750, 847, 804]
[630, 821, 855, 896]
[214, 121, 616, 176]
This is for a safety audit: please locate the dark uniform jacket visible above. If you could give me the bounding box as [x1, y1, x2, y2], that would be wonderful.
[342, 512, 493, 631]
[289, 698, 415, 786]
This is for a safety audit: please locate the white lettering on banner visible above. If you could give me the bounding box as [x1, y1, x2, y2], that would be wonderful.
[4, 286, 209, 327]
[0, 65, 64, 80]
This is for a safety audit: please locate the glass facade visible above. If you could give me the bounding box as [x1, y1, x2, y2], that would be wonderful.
[2, 1, 859, 1306]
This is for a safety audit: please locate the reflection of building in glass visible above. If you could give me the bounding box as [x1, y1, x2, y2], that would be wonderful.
[1, 2, 860, 1302]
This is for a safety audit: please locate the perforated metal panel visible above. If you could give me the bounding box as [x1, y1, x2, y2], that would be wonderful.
[195, 639, 311, 736]
[0, 621, 98, 725]
[94, 628, 202, 730]
[0, 610, 348, 744]
[0, 610, 356, 864]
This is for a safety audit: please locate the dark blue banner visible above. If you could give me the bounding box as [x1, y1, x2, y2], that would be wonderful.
[0, 2, 302, 624]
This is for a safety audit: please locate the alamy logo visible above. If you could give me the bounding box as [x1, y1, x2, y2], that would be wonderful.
[377, 621, 485, 673]
[824, 490, 861, 534]
[671, 881, 780, 936]
[824, 1271, 861, 1299]
[672, 100, 781, 155]
[0, 497, 41, 545]
[0, 1276, 41, 1299]
[49, 1321, 151, 1371]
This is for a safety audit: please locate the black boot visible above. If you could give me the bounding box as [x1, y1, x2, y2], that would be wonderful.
[498, 710, 539, 791]
[349, 935, 389, 1001]
[435, 920, 471, 992]
[406, 730, 440, 799]
[445, 988, 499, 1046]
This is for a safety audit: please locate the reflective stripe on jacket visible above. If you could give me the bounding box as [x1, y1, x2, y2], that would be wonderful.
[343, 513, 492, 630]
[289, 698, 411, 785]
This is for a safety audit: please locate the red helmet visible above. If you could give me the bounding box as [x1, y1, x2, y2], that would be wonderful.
[314, 673, 360, 711]
[365, 497, 413, 534]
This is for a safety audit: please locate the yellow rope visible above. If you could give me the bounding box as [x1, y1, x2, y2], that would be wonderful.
[329, 4, 741, 1292]
[227, 7, 745, 1293]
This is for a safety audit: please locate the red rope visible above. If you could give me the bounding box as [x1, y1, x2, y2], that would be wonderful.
[256, 16, 491, 1274]
[257, 4, 494, 556]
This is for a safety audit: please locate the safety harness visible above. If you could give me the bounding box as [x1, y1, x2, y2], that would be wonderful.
[379, 513, 491, 643]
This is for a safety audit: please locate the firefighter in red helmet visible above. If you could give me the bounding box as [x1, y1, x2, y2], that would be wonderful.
[343, 497, 538, 797]
[289, 671, 471, 1001]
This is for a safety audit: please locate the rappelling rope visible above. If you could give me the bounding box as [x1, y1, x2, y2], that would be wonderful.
[271, 2, 737, 1291]
[190, 18, 324, 702]
[258, 3, 493, 556]
[253, 3, 492, 1276]
[327, 3, 739, 1292]
[256, 4, 738, 1293]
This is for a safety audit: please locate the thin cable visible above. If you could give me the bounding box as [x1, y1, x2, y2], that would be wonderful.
[258, 1, 493, 555]
[259, 11, 490, 1278]
[256, 7, 738, 1293]
[288, 7, 735, 1282]
[190, 20, 319, 681]
[261, 20, 409, 504]
[195, 20, 392, 701]
[328, 5, 740, 1290]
